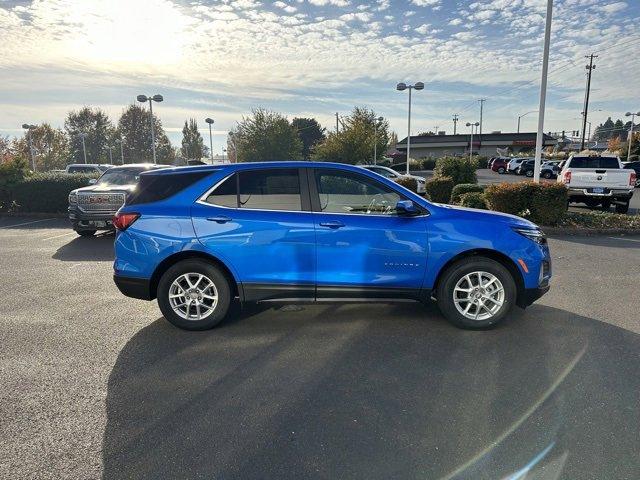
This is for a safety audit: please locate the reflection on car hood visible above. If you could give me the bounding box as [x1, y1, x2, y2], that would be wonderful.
[73, 184, 137, 194]
[434, 203, 537, 228]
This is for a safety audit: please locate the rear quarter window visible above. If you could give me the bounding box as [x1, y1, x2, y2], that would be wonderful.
[126, 171, 212, 205]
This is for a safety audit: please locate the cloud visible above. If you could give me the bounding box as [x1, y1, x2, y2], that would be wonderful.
[448, 18, 463, 25]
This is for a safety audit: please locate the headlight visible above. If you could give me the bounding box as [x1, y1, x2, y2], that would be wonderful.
[68, 192, 77, 204]
[512, 226, 547, 245]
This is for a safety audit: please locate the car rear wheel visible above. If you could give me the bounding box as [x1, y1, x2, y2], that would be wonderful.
[497, 167, 505, 174]
[615, 200, 630, 214]
[75, 229, 96, 237]
[542, 171, 552, 179]
[525, 170, 534, 177]
[157, 260, 231, 330]
[437, 257, 517, 329]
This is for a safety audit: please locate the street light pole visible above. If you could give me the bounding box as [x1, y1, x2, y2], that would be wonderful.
[626, 111, 640, 160]
[205, 118, 214, 164]
[466, 122, 479, 161]
[137, 94, 164, 164]
[79, 133, 88, 164]
[373, 116, 383, 165]
[517, 110, 538, 133]
[107, 146, 113, 164]
[397, 82, 424, 175]
[21, 124, 37, 171]
[533, 0, 553, 183]
[119, 137, 125, 164]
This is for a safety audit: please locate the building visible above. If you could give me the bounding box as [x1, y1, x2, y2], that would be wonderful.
[395, 132, 558, 159]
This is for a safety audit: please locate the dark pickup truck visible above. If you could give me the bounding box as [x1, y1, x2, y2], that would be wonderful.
[68, 164, 167, 236]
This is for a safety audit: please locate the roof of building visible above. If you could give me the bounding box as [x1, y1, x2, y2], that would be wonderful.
[397, 132, 556, 145]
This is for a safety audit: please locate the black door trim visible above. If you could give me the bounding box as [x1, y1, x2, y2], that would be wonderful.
[242, 283, 428, 303]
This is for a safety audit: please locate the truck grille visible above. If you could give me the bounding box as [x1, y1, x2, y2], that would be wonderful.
[77, 193, 126, 213]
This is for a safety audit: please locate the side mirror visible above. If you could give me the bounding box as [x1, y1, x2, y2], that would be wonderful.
[88, 178, 97, 185]
[396, 200, 419, 216]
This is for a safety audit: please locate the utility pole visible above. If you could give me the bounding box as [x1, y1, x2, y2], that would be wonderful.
[335, 112, 339, 133]
[478, 99, 486, 136]
[452, 114, 459, 135]
[580, 53, 597, 150]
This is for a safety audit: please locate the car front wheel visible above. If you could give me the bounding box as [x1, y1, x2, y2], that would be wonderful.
[157, 260, 231, 330]
[437, 257, 517, 329]
[497, 167, 505, 174]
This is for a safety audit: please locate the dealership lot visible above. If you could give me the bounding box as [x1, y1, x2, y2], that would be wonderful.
[1, 218, 640, 479]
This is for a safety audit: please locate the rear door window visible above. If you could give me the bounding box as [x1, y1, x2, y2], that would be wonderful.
[569, 157, 619, 169]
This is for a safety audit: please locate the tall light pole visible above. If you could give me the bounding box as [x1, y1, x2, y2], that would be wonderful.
[137, 94, 163, 164]
[517, 110, 538, 133]
[205, 118, 214, 164]
[453, 114, 459, 135]
[21, 124, 37, 171]
[533, 0, 553, 183]
[78, 133, 88, 164]
[115, 137, 125, 164]
[478, 99, 486, 136]
[466, 122, 479, 161]
[373, 116, 383, 165]
[626, 111, 640, 160]
[106, 145, 113, 164]
[397, 81, 424, 174]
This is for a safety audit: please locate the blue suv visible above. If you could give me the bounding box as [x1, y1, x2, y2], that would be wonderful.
[113, 162, 551, 330]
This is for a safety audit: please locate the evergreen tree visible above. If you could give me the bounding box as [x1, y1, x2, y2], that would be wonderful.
[117, 104, 174, 164]
[64, 107, 114, 163]
[180, 119, 207, 160]
[291, 118, 325, 160]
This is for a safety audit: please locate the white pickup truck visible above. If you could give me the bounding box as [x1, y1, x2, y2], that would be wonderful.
[558, 154, 636, 213]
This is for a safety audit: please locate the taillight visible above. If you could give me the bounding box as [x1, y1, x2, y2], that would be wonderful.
[630, 171, 636, 187]
[563, 171, 571, 184]
[113, 212, 139, 231]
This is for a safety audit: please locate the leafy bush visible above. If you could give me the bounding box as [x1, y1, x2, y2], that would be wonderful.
[484, 182, 568, 226]
[394, 176, 418, 193]
[10, 172, 98, 213]
[0, 157, 30, 210]
[434, 156, 477, 185]
[391, 159, 421, 172]
[475, 156, 488, 168]
[458, 192, 488, 209]
[420, 157, 436, 170]
[450, 183, 485, 204]
[424, 176, 454, 203]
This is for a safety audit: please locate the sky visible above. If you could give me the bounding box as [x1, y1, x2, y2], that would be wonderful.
[0, 0, 639, 156]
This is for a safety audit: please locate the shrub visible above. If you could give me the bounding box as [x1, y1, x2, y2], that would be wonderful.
[391, 159, 421, 172]
[420, 157, 436, 170]
[450, 183, 485, 204]
[394, 176, 418, 193]
[484, 182, 568, 226]
[475, 156, 488, 168]
[424, 176, 454, 203]
[10, 172, 98, 213]
[434, 156, 477, 185]
[0, 157, 30, 210]
[458, 192, 488, 209]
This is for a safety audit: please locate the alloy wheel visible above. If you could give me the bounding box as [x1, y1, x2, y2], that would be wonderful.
[453, 271, 505, 321]
[168, 273, 219, 321]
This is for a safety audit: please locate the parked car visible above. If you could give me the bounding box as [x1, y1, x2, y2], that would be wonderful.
[490, 157, 510, 174]
[507, 157, 529, 173]
[361, 165, 426, 194]
[112, 162, 551, 331]
[558, 154, 635, 213]
[68, 163, 168, 236]
[516, 160, 559, 179]
[623, 161, 640, 187]
[65, 163, 112, 175]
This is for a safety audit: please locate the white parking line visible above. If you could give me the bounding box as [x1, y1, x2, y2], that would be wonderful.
[0, 218, 56, 229]
[607, 236, 640, 243]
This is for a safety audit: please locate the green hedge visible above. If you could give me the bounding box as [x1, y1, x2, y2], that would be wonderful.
[420, 158, 436, 170]
[424, 176, 454, 203]
[459, 192, 488, 209]
[9, 173, 98, 213]
[484, 182, 568, 226]
[450, 183, 485, 204]
[394, 176, 418, 193]
[434, 156, 478, 185]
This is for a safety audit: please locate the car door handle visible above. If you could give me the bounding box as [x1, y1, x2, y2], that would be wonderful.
[319, 221, 345, 229]
[207, 216, 232, 224]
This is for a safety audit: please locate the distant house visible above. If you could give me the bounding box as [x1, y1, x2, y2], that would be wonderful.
[396, 132, 557, 159]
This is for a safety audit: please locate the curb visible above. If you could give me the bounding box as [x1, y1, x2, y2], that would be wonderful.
[544, 226, 640, 236]
[0, 212, 67, 219]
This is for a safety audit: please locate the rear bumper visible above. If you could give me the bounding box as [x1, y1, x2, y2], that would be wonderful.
[567, 188, 633, 200]
[113, 274, 153, 300]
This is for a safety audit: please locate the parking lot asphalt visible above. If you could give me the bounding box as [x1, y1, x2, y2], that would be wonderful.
[415, 168, 640, 214]
[1, 217, 640, 479]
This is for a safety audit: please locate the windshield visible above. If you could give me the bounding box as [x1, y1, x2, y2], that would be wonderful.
[569, 156, 620, 169]
[97, 168, 145, 186]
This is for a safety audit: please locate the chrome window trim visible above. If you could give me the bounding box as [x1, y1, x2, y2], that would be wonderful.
[196, 169, 430, 218]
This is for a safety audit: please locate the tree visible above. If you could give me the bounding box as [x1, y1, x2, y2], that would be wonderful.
[388, 131, 399, 150]
[607, 136, 622, 153]
[417, 131, 436, 136]
[64, 107, 115, 163]
[230, 108, 302, 162]
[312, 107, 389, 164]
[291, 118, 325, 160]
[181, 119, 207, 160]
[14, 124, 69, 171]
[117, 104, 174, 164]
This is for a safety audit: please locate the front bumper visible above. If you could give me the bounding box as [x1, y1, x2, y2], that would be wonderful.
[113, 274, 153, 300]
[517, 285, 550, 308]
[68, 206, 116, 230]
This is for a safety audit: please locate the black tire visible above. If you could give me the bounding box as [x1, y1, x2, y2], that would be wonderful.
[525, 170, 534, 177]
[615, 201, 630, 214]
[436, 257, 517, 330]
[497, 167, 505, 174]
[157, 260, 232, 331]
[75, 229, 96, 237]
[542, 171, 552, 179]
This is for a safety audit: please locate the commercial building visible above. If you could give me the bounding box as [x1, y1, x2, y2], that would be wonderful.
[395, 132, 558, 159]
